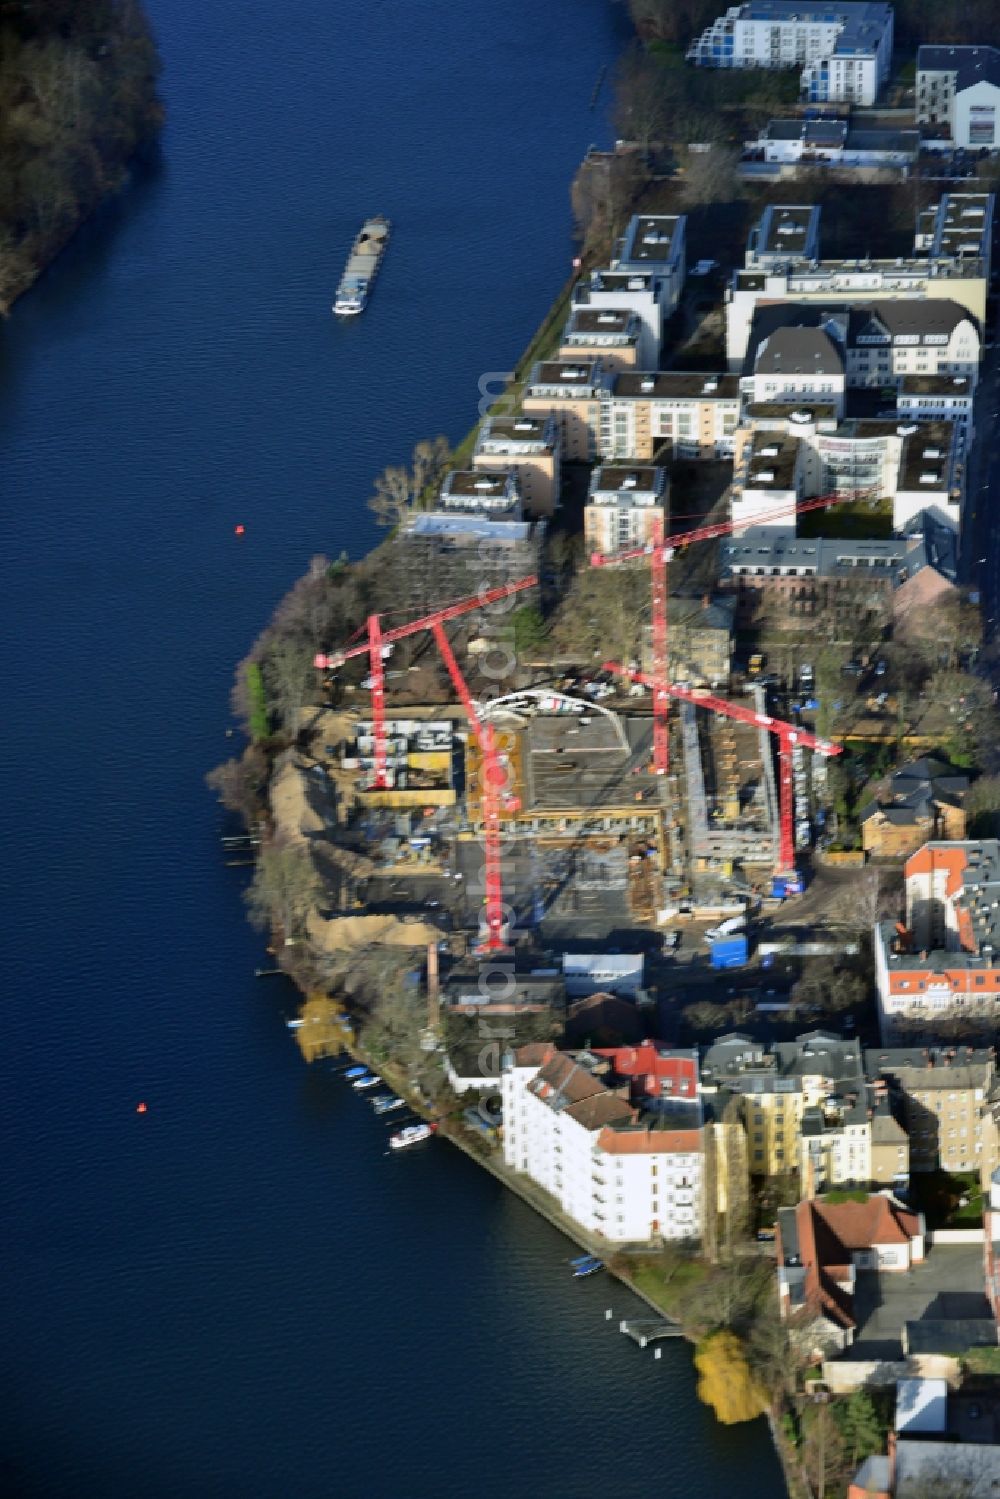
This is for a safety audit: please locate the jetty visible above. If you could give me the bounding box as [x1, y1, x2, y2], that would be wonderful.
[619, 1317, 684, 1349]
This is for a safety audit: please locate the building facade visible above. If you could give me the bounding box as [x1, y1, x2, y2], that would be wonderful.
[502, 1044, 704, 1245]
[917, 46, 1000, 150]
[473, 414, 561, 518]
[874, 840, 1000, 1038]
[687, 3, 894, 106]
[598, 371, 741, 461]
[583, 463, 668, 556]
[522, 359, 604, 461]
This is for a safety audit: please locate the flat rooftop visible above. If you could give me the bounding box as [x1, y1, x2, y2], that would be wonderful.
[564, 308, 639, 337]
[899, 374, 972, 397]
[528, 359, 603, 389]
[406, 513, 533, 542]
[619, 215, 682, 266]
[443, 469, 513, 498]
[608, 371, 740, 401]
[758, 205, 819, 258]
[589, 464, 666, 498]
[744, 432, 800, 490]
[477, 414, 556, 447]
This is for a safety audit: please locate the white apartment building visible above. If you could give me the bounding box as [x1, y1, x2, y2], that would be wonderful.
[744, 324, 847, 412]
[731, 430, 804, 531]
[917, 46, 1000, 150]
[742, 302, 981, 395]
[686, 2, 894, 106]
[746, 203, 822, 269]
[896, 375, 974, 448]
[733, 409, 963, 534]
[726, 195, 991, 366]
[597, 371, 741, 461]
[571, 271, 664, 369]
[584, 464, 668, 556]
[614, 214, 687, 319]
[502, 1045, 704, 1245]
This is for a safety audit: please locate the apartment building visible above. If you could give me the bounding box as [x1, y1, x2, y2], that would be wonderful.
[501, 1043, 704, 1244]
[473, 414, 561, 518]
[719, 531, 946, 633]
[727, 187, 990, 365]
[865, 1046, 996, 1181]
[745, 203, 822, 269]
[917, 46, 1000, 150]
[747, 117, 919, 170]
[700, 1031, 871, 1184]
[583, 463, 668, 556]
[558, 307, 641, 372]
[438, 468, 521, 516]
[897, 374, 974, 448]
[571, 273, 663, 369]
[742, 300, 982, 391]
[874, 840, 1000, 1038]
[598, 371, 741, 461]
[731, 430, 804, 531]
[743, 323, 847, 412]
[613, 214, 687, 319]
[687, 3, 894, 106]
[914, 192, 994, 281]
[522, 359, 604, 461]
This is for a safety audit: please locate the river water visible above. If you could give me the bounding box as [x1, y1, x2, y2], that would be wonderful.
[0, 3, 785, 1495]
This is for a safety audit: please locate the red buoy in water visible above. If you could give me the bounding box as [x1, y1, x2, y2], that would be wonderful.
[234, 524, 246, 537]
[136, 1101, 148, 1114]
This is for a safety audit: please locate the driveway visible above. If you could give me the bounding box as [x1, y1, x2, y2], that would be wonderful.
[848, 1244, 990, 1360]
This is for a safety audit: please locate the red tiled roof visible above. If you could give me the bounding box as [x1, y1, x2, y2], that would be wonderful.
[596, 1126, 702, 1155]
[811, 1195, 921, 1250]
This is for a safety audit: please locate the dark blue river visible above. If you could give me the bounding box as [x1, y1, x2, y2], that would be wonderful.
[1, 3, 785, 1495]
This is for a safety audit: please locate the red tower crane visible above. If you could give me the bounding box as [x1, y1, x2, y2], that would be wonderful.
[604, 663, 843, 874]
[590, 488, 873, 777]
[314, 576, 536, 791]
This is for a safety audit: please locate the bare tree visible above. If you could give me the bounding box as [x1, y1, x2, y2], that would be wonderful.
[245, 834, 320, 941]
[679, 142, 741, 207]
[612, 45, 667, 161]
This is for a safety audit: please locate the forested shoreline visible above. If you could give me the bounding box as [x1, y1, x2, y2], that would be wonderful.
[0, 0, 162, 311]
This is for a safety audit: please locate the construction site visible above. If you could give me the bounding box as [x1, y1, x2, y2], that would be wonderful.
[276, 533, 842, 967]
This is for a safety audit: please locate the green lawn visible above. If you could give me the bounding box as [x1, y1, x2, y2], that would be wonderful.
[627, 1254, 711, 1321]
[906, 1169, 983, 1229]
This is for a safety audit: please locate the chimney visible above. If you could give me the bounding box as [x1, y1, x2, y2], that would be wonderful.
[427, 941, 440, 1031]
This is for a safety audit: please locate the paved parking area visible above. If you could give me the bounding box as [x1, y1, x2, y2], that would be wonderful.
[849, 1245, 990, 1360]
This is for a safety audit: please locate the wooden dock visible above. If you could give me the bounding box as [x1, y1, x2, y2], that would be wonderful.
[619, 1317, 684, 1348]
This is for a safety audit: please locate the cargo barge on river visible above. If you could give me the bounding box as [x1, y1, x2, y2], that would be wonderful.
[333, 215, 390, 316]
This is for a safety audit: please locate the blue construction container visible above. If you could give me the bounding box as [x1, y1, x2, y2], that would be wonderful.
[710, 935, 749, 969]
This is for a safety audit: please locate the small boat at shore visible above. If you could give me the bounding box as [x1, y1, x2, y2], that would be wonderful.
[286, 1018, 305, 1029]
[373, 1096, 406, 1115]
[352, 1073, 381, 1090]
[389, 1123, 434, 1150]
[333, 215, 390, 316]
[572, 1257, 605, 1278]
[344, 1065, 369, 1080]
